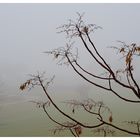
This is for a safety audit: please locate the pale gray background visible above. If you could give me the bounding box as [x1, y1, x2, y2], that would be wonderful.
[0, 4, 140, 136]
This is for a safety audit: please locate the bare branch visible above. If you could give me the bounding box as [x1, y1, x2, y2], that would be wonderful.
[20, 13, 140, 136]
[75, 61, 113, 80]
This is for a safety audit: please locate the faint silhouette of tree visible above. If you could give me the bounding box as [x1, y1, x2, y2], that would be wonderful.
[20, 13, 140, 137]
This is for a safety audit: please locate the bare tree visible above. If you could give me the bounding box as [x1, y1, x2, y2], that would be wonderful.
[20, 13, 140, 137]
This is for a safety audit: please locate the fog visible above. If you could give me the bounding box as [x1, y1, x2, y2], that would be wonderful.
[0, 4, 140, 136]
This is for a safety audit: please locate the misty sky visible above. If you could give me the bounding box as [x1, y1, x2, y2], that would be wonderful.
[0, 4, 140, 104]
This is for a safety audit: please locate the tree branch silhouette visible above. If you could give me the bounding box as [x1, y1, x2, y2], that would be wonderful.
[20, 13, 140, 136]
